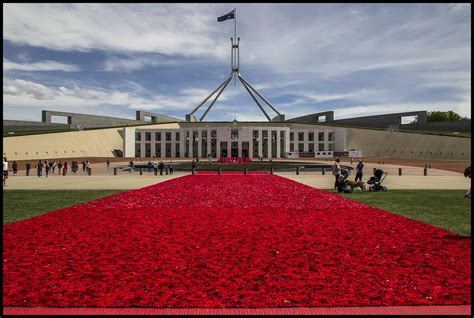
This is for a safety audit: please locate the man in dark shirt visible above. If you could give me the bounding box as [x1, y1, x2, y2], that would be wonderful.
[355, 159, 364, 182]
[26, 162, 31, 176]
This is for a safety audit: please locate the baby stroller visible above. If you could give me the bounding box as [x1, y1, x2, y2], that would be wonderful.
[337, 169, 352, 193]
[367, 169, 388, 192]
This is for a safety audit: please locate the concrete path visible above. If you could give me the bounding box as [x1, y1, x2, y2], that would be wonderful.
[2, 172, 469, 190]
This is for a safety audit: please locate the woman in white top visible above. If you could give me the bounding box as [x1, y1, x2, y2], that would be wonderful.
[332, 158, 341, 189]
[3, 157, 8, 186]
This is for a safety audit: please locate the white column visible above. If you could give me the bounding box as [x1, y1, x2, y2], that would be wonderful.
[197, 130, 202, 158]
[227, 141, 231, 158]
[179, 130, 185, 158]
[151, 131, 156, 157]
[267, 130, 271, 158]
[140, 132, 145, 158]
[258, 130, 263, 158]
[161, 131, 166, 159]
[285, 129, 290, 155]
[207, 129, 211, 158]
[188, 131, 193, 158]
[238, 141, 242, 157]
[171, 131, 176, 158]
[216, 137, 221, 158]
[276, 130, 281, 158]
[303, 130, 309, 151]
[249, 132, 254, 159]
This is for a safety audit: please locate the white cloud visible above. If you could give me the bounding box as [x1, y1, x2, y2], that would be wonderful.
[103, 56, 176, 72]
[3, 58, 79, 72]
[3, 79, 56, 100]
[3, 3, 228, 59]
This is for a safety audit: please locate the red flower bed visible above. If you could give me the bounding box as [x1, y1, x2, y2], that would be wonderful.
[3, 175, 471, 308]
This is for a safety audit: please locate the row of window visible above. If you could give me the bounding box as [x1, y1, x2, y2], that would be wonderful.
[136, 130, 335, 142]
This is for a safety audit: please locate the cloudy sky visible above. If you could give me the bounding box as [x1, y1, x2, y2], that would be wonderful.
[3, 3, 471, 123]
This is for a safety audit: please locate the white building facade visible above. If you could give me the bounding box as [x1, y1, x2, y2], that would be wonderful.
[123, 122, 348, 159]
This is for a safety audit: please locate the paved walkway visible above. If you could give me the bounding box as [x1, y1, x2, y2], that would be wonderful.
[3, 173, 469, 190]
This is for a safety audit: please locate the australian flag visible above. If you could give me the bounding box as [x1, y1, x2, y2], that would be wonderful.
[217, 9, 235, 22]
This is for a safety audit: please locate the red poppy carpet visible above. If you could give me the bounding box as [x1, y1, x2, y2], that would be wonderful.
[3, 174, 471, 308]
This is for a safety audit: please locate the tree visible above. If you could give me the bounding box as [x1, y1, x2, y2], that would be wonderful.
[426, 111, 464, 122]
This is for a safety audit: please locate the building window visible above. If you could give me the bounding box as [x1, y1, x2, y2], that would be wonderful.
[135, 143, 141, 157]
[328, 143, 335, 151]
[231, 129, 239, 140]
[318, 143, 324, 151]
[176, 132, 180, 140]
[145, 132, 151, 141]
[155, 132, 161, 141]
[298, 132, 304, 141]
[308, 132, 314, 141]
[318, 132, 324, 141]
[166, 132, 172, 141]
[136, 132, 141, 141]
[328, 132, 335, 141]
[290, 132, 294, 141]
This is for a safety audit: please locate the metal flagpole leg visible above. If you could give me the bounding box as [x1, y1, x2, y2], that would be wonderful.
[189, 73, 233, 116]
[200, 75, 233, 121]
[238, 74, 271, 121]
[239, 75, 281, 116]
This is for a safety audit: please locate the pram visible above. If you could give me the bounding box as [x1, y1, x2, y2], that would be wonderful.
[337, 168, 352, 193]
[367, 169, 388, 192]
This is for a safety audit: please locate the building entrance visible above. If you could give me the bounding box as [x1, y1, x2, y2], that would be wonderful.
[231, 142, 238, 157]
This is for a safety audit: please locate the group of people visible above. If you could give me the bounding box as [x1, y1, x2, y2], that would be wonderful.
[128, 159, 174, 175]
[332, 158, 364, 189]
[1, 157, 95, 186]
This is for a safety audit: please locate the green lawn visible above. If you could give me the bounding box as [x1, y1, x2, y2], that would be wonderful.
[3, 189, 471, 237]
[3, 190, 123, 224]
[337, 190, 471, 236]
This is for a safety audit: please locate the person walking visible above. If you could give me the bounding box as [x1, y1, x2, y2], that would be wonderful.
[52, 161, 57, 174]
[355, 159, 364, 182]
[85, 160, 90, 174]
[332, 158, 341, 189]
[147, 161, 152, 173]
[153, 159, 158, 174]
[45, 160, 50, 177]
[129, 160, 135, 174]
[158, 161, 165, 176]
[58, 161, 63, 175]
[82, 160, 86, 172]
[63, 161, 68, 175]
[191, 159, 196, 171]
[26, 161, 31, 176]
[3, 157, 8, 186]
[464, 166, 471, 199]
[106, 158, 110, 168]
[37, 160, 43, 177]
[169, 161, 174, 175]
[12, 161, 18, 176]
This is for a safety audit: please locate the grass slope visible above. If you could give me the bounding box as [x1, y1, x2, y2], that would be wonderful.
[3, 190, 123, 224]
[338, 190, 471, 236]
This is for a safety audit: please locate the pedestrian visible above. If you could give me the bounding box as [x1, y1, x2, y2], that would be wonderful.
[165, 163, 169, 175]
[332, 158, 341, 189]
[82, 160, 86, 172]
[106, 158, 110, 168]
[58, 161, 63, 175]
[153, 159, 158, 174]
[147, 161, 152, 173]
[37, 160, 43, 177]
[464, 166, 471, 199]
[3, 157, 8, 186]
[191, 159, 196, 171]
[72, 161, 77, 174]
[129, 160, 135, 174]
[45, 160, 50, 177]
[63, 161, 68, 175]
[52, 161, 57, 174]
[158, 161, 165, 175]
[12, 161, 18, 176]
[355, 159, 364, 182]
[85, 160, 90, 174]
[169, 161, 174, 175]
[26, 161, 31, 176]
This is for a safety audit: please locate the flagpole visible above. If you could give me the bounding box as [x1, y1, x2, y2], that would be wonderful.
[234, 8, 237, 86]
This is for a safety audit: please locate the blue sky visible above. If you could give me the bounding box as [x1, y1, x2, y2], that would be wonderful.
[3, 3, 471, 123]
